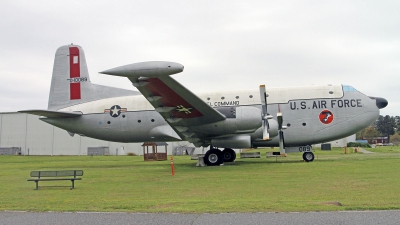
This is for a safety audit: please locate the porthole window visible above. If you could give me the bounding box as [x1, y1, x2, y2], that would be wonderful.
[302, 123, 306, 126]
[221, 97, 225, 100]
[122, 115, 126, 118]
[207, 97, 210, 100]
[138, 120, 141, 123]
[151, 119, 155, 122]
[236, 96, 239, 99]
[107, 121, 111, 124]
[329, 91, 334, 94]
[287, 123, 291, 127]
[249, 95, 253, 98]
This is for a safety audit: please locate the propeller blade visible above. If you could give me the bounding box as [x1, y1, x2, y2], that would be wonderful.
[277, 112, 283, 130]
[259, 85, 267, 115]
[277, 109, 285, 155]
[262, 120, 270, 140]
[259, 85, 270, 140]
[278, 130, 285, 155]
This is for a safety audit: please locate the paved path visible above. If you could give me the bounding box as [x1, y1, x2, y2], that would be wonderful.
[1, 210, 399, 225]
[358, 148, 375, 154]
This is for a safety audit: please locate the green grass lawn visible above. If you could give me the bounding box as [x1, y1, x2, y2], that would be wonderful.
[1, 149, 400, 213]
[368, 145, 400, 153]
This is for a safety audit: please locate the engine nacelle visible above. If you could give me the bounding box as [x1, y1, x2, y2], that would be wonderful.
[211, 135, 251, 148]
[191, 106, 262, 135]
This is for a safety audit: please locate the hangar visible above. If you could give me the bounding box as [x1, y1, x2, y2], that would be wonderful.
[0, 112, 192, 156]
[0, 112, 354, 156]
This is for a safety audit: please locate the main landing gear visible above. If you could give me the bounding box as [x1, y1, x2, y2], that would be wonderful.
[302, 152, 314, 162]
[204, 148, 236, 166]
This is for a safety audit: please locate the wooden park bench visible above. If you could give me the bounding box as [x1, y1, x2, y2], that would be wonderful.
[27, 170, 83, 190]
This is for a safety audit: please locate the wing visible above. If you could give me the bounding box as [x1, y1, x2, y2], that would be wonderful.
[19, 110, 82, 118]
[101, 61, 227, 145]
[132, 76, 226, 125]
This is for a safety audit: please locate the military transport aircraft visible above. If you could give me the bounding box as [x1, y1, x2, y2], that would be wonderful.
[20, 45, 388, 166]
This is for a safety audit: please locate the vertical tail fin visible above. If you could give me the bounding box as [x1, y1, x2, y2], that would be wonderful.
[48, 45, 137, 110]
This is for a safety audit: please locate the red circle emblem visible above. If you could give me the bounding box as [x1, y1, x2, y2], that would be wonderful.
[319, 110, 334, 124]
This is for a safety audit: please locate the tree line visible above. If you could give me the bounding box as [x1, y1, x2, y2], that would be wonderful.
[356, 115, 400, 146]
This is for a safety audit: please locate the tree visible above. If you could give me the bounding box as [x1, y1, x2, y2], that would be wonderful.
[363, 126, 381, 143]
[395, 116, 400, 135]
[356, 129, 364, 140]
[356, 128, 368, 140]
[375, 115, 396, 142]
[390, 133, 400, 146]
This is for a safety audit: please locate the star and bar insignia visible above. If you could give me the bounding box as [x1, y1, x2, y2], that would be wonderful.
[104, 105, 127, 117]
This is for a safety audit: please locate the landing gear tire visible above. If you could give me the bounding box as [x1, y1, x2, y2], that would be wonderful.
[303, 152, 314, 162]
[222, 148, 236, 162]
[204, 148, 224, 166]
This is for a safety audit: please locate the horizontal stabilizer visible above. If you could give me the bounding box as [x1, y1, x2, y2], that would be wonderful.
[18, 110, 82, 118]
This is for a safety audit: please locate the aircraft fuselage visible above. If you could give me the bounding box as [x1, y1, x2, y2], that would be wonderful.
[42, 84, 379, 148]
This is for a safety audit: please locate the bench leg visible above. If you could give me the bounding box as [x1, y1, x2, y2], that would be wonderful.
[71, 180, 75, 190]
[35, 181, 39, 190]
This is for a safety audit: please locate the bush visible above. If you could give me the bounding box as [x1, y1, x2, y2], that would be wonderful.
[126, 152, 138, 156]
[347, 142, 371, 148]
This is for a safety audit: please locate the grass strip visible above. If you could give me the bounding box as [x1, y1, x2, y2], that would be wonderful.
[1, 148, 400, 213]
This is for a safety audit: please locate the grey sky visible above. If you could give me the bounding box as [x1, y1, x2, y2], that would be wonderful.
[1, 0, 398, 116]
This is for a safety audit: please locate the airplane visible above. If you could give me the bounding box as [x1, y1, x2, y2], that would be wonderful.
[20, 45, 388, 166]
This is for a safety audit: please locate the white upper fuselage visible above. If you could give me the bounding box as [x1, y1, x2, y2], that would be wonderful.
[60, 84, 344, 114]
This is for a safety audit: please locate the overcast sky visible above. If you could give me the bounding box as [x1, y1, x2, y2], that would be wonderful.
[1, 0, 399, 116]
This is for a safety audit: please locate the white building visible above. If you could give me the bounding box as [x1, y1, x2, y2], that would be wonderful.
[313, 134, 356, 148]
[0, 112, 193, 156]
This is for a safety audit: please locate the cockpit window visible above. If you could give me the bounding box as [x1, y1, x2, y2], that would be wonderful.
[342, 85, 357, 92]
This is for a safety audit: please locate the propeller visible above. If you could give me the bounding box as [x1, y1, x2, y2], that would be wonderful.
[259, 85, 273, 140]
[277, 105, 287, 155]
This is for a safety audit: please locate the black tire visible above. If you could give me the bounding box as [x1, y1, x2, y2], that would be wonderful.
[222, 148, 236, 162]
[303, 152, 314, 162]
[204, 148, 223, 166]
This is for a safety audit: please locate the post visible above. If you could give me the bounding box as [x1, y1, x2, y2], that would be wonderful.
[170, 157, 175, 176]
[51, 126, 54, 156]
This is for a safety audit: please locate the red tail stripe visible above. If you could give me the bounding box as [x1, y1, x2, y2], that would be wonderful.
[70, 83, 81, 100]
[69, 47, 81, 100]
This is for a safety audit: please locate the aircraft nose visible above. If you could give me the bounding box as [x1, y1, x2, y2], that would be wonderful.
[374, 97, 388, 109]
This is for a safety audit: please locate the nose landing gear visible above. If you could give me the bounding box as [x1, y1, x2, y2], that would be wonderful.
[302, 152, 314, 162]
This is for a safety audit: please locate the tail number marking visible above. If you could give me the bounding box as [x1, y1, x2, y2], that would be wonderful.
[67, 77, 88, 83]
